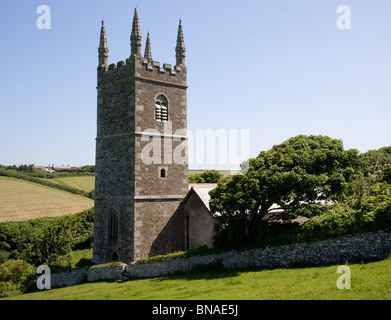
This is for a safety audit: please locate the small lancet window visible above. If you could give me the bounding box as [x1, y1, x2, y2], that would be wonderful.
[108, 209, 118, 241]
[155, 95, 168, 122]
[160, 168, 167, 178]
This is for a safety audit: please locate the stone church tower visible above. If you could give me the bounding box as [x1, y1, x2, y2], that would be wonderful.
[92, 9, 189, 264]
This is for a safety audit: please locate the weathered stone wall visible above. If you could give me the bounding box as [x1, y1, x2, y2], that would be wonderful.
[93, 52, 189, 264]
[51, 230, 391, 288]
[134, 200, 184, 260]
[129, 230, 391, 278]
[51, 265, 125, 288]
[184, 193, 215, 250]
[132, 55, 188, 262]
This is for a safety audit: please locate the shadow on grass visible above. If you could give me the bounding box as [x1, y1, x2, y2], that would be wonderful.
[75, 258, 92, 268]
[140, 261, 241, 283]
[142, 253, 391, 284]
[146, 271, 240, 284]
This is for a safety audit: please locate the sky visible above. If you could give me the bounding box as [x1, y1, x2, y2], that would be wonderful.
[0, 0, 390, 170]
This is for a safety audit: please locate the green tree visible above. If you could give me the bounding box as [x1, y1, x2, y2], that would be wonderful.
[0, 259, 34, 284]
[359, 146, 391, 194]
[342, 146, 391, 208]
[22, 218, 74, 266]
[209, 135, 360, 247]
[189, 170, 223, 183]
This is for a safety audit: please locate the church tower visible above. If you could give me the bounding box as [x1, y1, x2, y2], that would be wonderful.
[92, 9, 188, 264]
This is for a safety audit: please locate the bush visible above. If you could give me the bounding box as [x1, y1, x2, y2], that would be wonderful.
[300, 194, 391, 241]
[0, 250, 10, 264]
[0, 209, 94, 267]
[0, 259, 34, 284]
[299, 204, 357, 240]
[0, 281, 21, 298]
[0, 260, 35, 297]
[189, 170, 223, 183]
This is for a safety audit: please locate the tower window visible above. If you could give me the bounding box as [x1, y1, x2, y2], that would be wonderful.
[108, 209, 118, 241]
[155, 95, 168, 122]
[160, 168, 167, 178]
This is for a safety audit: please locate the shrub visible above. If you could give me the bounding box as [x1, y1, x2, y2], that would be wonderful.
[0, 259, 34, 284]
[0, 250, 10, 264]
[189, 170, 223, 183]
[0, 209, 94, 267]
[300, 194, 391, 241]
[299, 204, 358, 240]
[0, 281, 21, 298]
[0, 260, 35, 297]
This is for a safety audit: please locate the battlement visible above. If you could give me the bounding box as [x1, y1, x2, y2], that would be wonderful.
[98, 58, 184, 75]
[141, 58, 184, 76]
[98, 11, 186, 90]
[97, 56, 187, 89]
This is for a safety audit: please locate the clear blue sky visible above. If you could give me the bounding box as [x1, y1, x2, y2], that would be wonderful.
[0, 0, 390, 170]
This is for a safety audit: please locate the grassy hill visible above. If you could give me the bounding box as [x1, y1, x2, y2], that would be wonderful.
[5, 254, 391, 300]
[53, 176, 95, 193]
[0, 177, 94, 222]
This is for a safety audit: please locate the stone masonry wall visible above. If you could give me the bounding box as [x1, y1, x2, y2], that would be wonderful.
[51, 230, 391, 288]
[93, 53, 188, 264]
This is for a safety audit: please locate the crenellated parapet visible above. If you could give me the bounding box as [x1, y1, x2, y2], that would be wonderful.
[97, 57, 187, 90]
[97, 9, 186, 89]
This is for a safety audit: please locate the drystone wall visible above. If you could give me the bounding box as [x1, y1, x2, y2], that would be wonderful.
[50, 230, 391, 288]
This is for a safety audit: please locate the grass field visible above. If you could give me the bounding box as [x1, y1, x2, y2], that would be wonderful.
[0, 177, 94, 222]
[53, 176, 95, 193]
[5, 255, 391, 300]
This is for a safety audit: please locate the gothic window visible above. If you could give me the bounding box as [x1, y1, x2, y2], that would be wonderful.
[155, 95, 168, 122]
[111, 251, 119, 262]
[108, 209, 118, 241]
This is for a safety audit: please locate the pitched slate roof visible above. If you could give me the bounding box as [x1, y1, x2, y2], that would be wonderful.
[188, 183, 218, 211]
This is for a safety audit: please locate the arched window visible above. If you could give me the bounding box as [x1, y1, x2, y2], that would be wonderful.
[111, 251, 119, 262]
[107, 249, 119, 262]
[155, 95, 168, 122]
[108, 209, 118, 241]
[160, 168, 166, 178]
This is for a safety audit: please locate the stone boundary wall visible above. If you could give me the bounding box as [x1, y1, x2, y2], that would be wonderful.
[50, 230, 391, 288]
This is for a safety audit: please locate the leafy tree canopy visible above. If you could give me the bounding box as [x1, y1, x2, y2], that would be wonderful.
[209, 135, 361, 246]
[189, 170, 223, 183]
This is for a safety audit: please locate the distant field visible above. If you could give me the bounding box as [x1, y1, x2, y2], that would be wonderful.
[49, 172, 233, 192]
[0, 177, 94, 222]
[53, 176, 95, 193]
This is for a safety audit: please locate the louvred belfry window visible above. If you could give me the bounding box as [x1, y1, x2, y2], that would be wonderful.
[155, 95, 168, 122]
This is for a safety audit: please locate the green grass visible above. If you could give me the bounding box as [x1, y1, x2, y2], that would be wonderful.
[0, 177, 94, 222]
[5, 255, 391, 300]
[49, 249, 93, 272]
[70, 249, 93, 268]
[53, 176, 95, 193]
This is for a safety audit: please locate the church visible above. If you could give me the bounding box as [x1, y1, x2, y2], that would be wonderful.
[92, 9, 216, 265]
